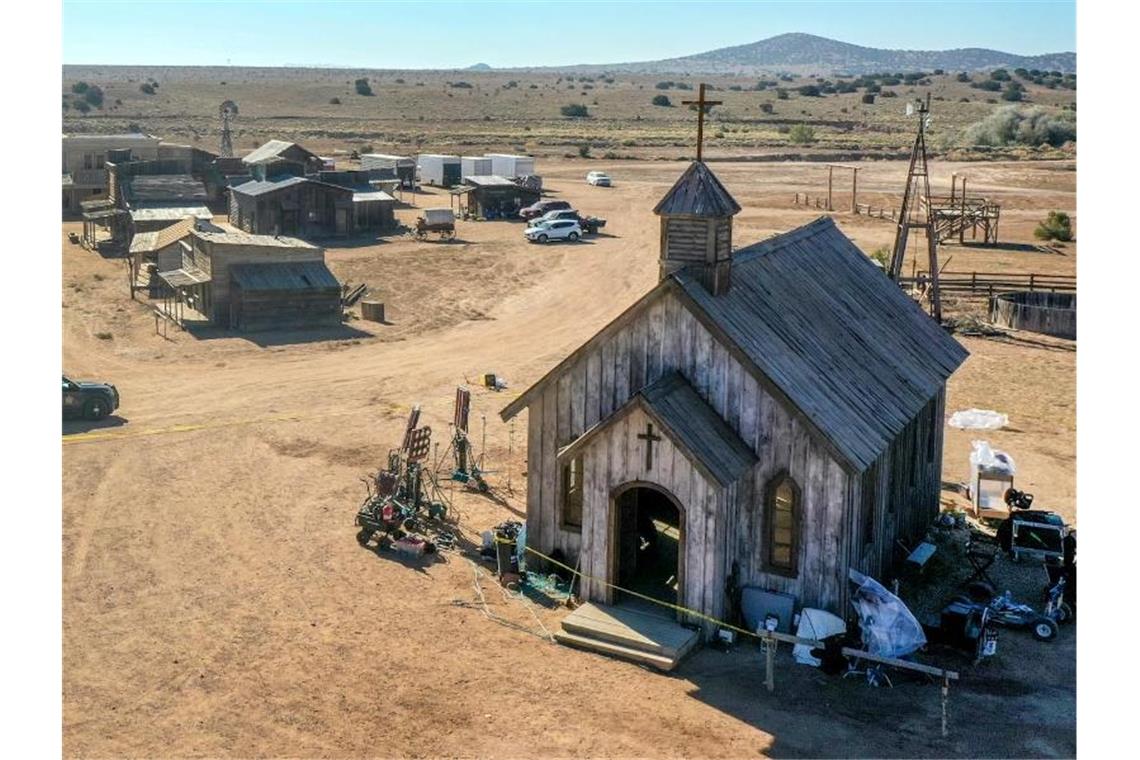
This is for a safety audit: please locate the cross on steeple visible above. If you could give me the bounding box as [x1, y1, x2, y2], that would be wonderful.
[682, 83, 723, 162]
[637, 422, 662, 470]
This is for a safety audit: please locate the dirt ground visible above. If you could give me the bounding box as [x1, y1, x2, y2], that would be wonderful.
[62, 158, 1075, 757]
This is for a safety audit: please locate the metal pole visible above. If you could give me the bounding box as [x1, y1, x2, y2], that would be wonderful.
[851, 168, 858, 213]
[827, 166, 833, 211]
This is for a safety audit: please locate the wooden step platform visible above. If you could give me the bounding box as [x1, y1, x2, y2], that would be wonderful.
[555, 602, 700, 671]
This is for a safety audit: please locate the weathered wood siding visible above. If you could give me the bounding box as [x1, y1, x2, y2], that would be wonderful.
[523, 288, 855, 619]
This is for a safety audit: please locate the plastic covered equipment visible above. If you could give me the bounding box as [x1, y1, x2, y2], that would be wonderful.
[949, 409, 1009, 430]
[970, 440, 1016, 475]
[848, 569, 926, 659]
[793, 608, 846, 666]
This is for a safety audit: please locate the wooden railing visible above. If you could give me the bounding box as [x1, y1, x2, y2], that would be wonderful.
[900, 271, 1076, 296]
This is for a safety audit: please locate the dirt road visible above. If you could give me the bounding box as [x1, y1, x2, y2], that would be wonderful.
[63, 159, 1075, 757]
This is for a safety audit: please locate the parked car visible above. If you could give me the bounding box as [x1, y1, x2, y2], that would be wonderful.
[524, 219, 582, 244]
[519, 198, 572, 220]
[532, 208, 607, 234]
[62, 374, 119, 420]
[586, 171, 612, 187]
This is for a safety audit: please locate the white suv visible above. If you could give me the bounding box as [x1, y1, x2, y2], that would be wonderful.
[524, 219, 582, 243]
[586, 171, 612, 187]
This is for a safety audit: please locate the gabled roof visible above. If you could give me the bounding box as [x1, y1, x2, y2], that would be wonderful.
[130, 216, 203, 254]
[242, 140, 317, 165]
[653, 161, 741, 217]
[558, 371, 757, 489]
[230, 175, 350, 198]
[673, 217, 967, 470]
[502, 216, 967, 472]
[230, 261, 340, 291]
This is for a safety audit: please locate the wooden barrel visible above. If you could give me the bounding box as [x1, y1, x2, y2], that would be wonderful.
[360, 300, 385, 323]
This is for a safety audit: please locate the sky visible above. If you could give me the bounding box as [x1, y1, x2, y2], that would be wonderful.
[62, 0, 1076, 69]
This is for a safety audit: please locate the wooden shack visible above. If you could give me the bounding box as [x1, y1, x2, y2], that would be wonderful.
[500, 161, 968, 632]
[156, 227, 340, 331]
[242, 140, 323, 178]
[451, 175, 540, 219]
[228, 176, 354, 237]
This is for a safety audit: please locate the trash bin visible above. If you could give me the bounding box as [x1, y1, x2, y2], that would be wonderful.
[495, 536, 517, 577]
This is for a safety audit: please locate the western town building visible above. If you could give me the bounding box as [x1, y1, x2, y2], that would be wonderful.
[62, 132, 162, 215]
[500, 161, 967, 631]
[450, 175, 541, 219]
[156, 227, 341, 332]
[228, 175, 395, 237]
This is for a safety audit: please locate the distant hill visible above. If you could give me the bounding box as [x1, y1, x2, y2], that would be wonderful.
[467, 62, 492, 71]
[550, 33, 1076, 75]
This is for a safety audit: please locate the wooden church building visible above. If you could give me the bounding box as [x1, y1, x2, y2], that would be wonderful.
[500, 161, 968, 628]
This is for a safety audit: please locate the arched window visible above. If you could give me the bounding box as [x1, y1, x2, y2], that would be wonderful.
[766, 472, 800, 576]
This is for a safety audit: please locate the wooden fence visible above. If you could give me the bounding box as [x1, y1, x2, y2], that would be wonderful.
[900, 271, 1076, 297]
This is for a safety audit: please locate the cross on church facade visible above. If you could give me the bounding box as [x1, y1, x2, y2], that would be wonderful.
[637, 422, 662, 470]
[681, 83, 722, 162]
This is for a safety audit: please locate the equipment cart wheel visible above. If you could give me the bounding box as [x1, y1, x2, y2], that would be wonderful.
[1032, 618, 1059, 641]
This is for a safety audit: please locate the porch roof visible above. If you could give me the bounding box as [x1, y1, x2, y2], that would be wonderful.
[557, 371, 757, 489]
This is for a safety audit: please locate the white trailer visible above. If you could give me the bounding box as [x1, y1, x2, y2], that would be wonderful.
[417, 154, 462, 187]
[485, 153, 536, 179]
[461, 156, 493, 177]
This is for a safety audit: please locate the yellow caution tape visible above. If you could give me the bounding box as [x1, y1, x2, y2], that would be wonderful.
[61, 409, 360, 446]
[520, 543, 775, 643]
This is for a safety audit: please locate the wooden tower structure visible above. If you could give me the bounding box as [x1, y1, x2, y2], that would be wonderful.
[889, 95, 942, 323]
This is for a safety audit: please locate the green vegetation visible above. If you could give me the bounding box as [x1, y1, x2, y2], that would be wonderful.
[776, 88, 789, 100]
[561, 103, 589, 118]
[354, 78, 373, 96]
[140, 82, 156, 95]
[578, 143, 591, 157]
[71, 81, 89, 94]
[797, 84, 821, 97]
[861, 93, 876, 104]
[1034, 211, 1073, 242]
[329, 97, 341, 105]
[652, 94, 672, 107]
[83, 85, 104, 108]
[870, 246, 890, 268]
[759, 102, 774, 114]
[788, 123, 816, 144]
[963, 106, 1075, 148]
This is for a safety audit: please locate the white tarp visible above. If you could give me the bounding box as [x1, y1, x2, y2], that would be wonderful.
[949, 409, 1009, 430]
[970, 439, 1016, 475]
[793, 608, 846, 666]
[848, 569, 926, 658]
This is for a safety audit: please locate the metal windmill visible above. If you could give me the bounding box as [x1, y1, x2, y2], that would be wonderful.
[219, 100, 239, 158]
[889, 93, 942, 323]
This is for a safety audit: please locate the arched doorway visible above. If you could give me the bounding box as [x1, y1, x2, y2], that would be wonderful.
[610, 482, 685, 612]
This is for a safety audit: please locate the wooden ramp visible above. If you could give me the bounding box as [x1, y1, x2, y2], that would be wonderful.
[555, 602, 700, 671]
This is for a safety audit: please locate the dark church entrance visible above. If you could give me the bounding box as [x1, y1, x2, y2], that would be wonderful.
[613, 485, 684, 611]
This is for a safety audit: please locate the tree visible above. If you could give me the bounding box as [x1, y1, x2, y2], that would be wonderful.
[776, 88, 789, 100]
[354, 78, 373, 96]
[84, 85, 104, 108]
[990, 68, 1011, 81]
[759, 102, 774, 114]
[956, 72, 971, 83]
[1033, 211, 1073, 241]
[861, 93, 876, 104]
[651, 94, 672, 107]
[578, 143, 592, 158]
[797, 84, 821, 97]
[329, 97, 341, 105]
[655, 81, 674, 90]
[561, 103, 589, 117]
[788, 124, 815, 144]
[71, 81, 89, 94]
[139, 83, 156, 95]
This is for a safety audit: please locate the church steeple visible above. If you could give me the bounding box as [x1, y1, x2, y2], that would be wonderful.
[653, 83, 741, 296]
[653, 160, 741, 295]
